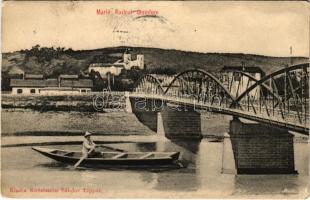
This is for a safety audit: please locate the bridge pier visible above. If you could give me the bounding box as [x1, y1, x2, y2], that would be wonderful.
[229, 117, 296, 174]
[128, 97, 166, 132]
[157, 110, 202, 140]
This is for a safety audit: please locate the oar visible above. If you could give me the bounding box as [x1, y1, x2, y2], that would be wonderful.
[73, 148, 94, 169]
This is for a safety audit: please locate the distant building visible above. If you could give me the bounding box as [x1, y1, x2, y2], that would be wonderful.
[221, 65, 265, 98]
[10, 74, 93, 95]
[89, 63, 124, 77]
[88, 49, 144, 78]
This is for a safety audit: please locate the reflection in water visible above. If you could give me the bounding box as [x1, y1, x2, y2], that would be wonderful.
[156, 139, 200, 166]
[2, 110, 309, 197]
[196, 140, 235, 195]
[294, 141, 309, 175]
[154, 170, 199, 191]
[234, 175, 300, 195]
[2, 137, 309, 197]
[153, 139, 200, 191]
[136, 142, 156, 152]
[140, 173, 156, 184]
[222, 137, 236, 174]
[36, 162, 70, 169]
[169, 139, 200, 154]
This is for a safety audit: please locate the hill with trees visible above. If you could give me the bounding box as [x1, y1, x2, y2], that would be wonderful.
[2, 45, 308, 91]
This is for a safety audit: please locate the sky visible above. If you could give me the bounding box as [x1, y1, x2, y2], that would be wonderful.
[2, 1, 309, 57]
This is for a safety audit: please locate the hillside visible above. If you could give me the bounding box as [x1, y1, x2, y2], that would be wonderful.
[2, 46, 308, 77]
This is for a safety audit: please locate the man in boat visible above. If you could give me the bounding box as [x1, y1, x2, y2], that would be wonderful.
[82, 131, 100, 158]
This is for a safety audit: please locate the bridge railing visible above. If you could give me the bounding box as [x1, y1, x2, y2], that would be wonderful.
[130, 91, 309, 130]
[131, 63, 309, 132]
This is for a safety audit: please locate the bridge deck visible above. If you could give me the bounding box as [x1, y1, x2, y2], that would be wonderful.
[129, 93, 309, 135]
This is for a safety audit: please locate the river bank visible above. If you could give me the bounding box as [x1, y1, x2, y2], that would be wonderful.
[1, 109, 153, 136]
[1, 108, 233, 138]
[3, 108, 308, 141]
[1, 93, 125, 112]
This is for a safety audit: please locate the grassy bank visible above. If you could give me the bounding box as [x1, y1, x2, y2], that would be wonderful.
[1, 109, 154, 135]
[1, 93, 125, 112]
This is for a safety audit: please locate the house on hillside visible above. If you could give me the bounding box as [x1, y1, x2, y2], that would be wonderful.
[221, 65, 265, 98]
[10, 74, 93, 95]
[89, 63, 124, 77]
[88, 49, 144, 78]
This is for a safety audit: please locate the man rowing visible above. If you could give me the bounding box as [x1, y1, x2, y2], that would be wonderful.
[82, 131, 98, 158]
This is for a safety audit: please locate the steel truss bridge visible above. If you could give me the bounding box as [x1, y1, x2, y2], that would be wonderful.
[131, 63, 309, 135]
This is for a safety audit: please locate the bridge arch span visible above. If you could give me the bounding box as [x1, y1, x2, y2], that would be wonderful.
[133, 74, 165, 95]
[231, 63, 309, 125]
[163, 68, 238, 107]
[233, 63, 309, 102]
[220, 70, 282, 106]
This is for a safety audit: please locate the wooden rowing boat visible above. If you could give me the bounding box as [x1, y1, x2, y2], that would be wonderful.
[32, 147, 181, 167]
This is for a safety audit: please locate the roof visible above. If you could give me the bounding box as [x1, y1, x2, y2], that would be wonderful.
[89, 63, 124, 68]
[39, 87, 81, 91]
[221, 66, 265, 74]
[10, 79, 93, 88]
[60, 79, 93, 88]
[46, 79, 58, 87]
[59, 74, 79, 79]
[25, 74, 44, 79]
[10, 79, 47, 88]
[8, 66, 24, 75]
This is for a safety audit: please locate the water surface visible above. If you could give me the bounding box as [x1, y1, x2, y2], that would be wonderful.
[1, 110, 308, 198]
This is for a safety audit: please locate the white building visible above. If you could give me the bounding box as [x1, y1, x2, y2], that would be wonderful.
[10, 74, 93, 95]
[88, 63, 124, 77]
[221, 66, 265, 99]
[88, 50, 144, 78]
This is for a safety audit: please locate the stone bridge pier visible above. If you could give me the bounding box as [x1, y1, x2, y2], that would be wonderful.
[128, 96, 297, 174]
[127, 96, 165, 132]
[229, 117, 296, 174]
[128, 96, 203, 139]
[157, 110, 202, 140]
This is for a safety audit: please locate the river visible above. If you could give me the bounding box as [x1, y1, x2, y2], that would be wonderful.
[1, 109, 308, 198]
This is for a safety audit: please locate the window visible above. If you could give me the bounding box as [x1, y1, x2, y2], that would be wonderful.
[81, 89, 86, 93]
[17, 89, 23, 94]
[30, 89, 36, 94]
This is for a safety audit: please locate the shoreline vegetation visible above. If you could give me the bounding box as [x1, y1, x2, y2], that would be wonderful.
[2, 46, 308, 92]
[1, 93, 125, 112]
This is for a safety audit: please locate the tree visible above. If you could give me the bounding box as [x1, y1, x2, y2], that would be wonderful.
[89, 70, 107, 91]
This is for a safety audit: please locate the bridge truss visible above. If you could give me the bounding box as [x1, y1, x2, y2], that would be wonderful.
[132, 63, 309, 134]
[232, 63, 309, 126]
